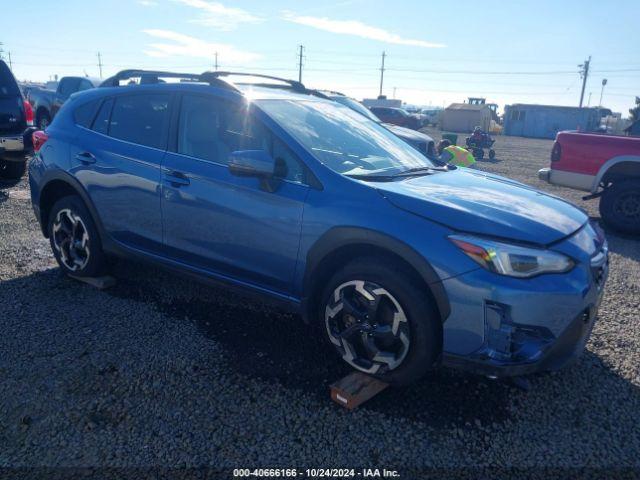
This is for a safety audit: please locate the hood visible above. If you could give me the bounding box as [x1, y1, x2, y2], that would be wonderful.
[374, 169, 587, 245]
[384, 123, 433, 142]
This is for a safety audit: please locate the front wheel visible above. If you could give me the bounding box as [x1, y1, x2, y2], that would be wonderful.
[599, 180, 640, 234]
[48, 195, 107, 277]
[473, 148, 484, 160]
[319, 258, 441, 385]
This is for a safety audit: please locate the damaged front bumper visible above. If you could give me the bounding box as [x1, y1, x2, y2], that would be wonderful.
[441, 303, 600, 377]
[440, 230, 609, 377]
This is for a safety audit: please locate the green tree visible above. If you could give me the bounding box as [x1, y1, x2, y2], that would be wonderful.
[630, 97, 640, 122]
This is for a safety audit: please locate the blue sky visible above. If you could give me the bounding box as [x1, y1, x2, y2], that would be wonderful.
[2, 0, 638, 115]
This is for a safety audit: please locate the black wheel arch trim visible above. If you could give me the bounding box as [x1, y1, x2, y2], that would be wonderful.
[301, 227, 451, 324]
[36, 170, 115, 251]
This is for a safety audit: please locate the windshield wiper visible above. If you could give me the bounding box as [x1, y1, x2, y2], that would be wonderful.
[345, 173, 398, 182]
[346, 165, 454, 182]
[392, 165, 451, 177]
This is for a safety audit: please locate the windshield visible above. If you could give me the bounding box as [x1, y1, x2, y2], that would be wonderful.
[331, 96, 380, 123]
[258, 99, 435, 177]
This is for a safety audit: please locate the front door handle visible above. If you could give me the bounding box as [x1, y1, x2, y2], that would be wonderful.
[75, 151, 96, 165]
[165, 171, 190, 187]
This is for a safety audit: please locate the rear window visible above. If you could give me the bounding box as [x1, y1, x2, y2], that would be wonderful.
[0, 62, 20, 96]
[73, 100, 100, 128]
[108, 94, 170, 149]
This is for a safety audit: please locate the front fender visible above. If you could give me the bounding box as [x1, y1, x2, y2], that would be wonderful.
[302, 226, 451, 323]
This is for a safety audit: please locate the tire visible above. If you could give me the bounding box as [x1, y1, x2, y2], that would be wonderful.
[488, 149, 496, 160]
[474, 148, 484, 160]
[319, 257, 441, 386]
[47, 195, 107, 277]
[0, 159, 26, 181]
[36, 111, 51, 130]
[599, 180, 640, 234]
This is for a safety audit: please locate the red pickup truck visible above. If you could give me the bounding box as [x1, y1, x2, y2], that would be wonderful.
[539, 131, 640, 234]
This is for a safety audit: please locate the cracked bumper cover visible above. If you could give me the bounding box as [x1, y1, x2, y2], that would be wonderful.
[441, 304, 599, 377]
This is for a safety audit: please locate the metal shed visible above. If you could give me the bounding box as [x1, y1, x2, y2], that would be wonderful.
[503, 104, 602, 139]
[441, 103, 492, 133]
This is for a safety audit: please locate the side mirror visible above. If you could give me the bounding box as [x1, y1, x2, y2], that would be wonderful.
[228, 150, 278, 192]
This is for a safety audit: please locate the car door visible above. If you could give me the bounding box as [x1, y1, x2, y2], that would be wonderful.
[161, 93, 309, 296]
[72, 92, 171, 252]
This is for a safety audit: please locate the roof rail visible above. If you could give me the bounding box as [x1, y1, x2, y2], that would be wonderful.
[100, 69, 314, 96]
[201, 71, 308, 93]
[99, 69, 234, 90]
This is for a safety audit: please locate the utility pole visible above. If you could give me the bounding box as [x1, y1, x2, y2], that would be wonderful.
[378, 51, 386, 98]
[599, 78, 607, 107]
[7, 51, 12, 70]
[214, 51, 219, 71]
[578, 55, 591, 108]
[297, 45, 304, 83]
[97, 52, 103, 79]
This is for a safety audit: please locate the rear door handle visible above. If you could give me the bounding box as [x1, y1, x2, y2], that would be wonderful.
[165, 171, 190, 187]
[75, 151, 96, 164]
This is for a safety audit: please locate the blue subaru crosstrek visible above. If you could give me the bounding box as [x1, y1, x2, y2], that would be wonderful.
[29, 70, 609, 385]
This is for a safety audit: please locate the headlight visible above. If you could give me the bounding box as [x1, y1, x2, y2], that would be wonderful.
[449, 235, 574, 278]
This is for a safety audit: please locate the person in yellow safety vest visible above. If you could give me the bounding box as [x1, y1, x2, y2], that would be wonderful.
[436, 139, 476, 167]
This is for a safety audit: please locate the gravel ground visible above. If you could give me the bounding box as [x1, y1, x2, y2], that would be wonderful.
[1, 133, 639, 477]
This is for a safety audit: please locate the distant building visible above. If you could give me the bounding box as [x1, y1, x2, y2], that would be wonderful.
[362, 96, 402, 109]
[503, 104, 603, 139]
[441, 102, 492, 133]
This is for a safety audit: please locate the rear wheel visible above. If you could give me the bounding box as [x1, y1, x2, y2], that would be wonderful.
[488, 149, 496, 160]
[599, 180, 640, 234]
[0, 159, 26, 181]
[319, 257, 441, 385]
[48, 195, 107, 277]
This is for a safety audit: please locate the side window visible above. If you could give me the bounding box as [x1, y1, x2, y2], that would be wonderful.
[272, 136, 305, 184]
[178, 95, 307, 184]
[178, 95, 270, 164]
[73, 99, 99, 128]
[91, 98, 113, 135]
[109, 94, 170, 149]
[58, 78, 80, 99]
[177, 95, 223, 163]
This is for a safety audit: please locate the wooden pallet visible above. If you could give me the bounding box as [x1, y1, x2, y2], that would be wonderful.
[330, 371, 389, 410]
[68, 274, 116, 290]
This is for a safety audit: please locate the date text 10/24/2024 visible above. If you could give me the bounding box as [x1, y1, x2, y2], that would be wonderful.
[233, 468, 401, 478]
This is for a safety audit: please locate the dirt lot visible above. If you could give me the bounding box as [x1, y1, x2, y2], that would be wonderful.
[1, 133, 639, 476]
